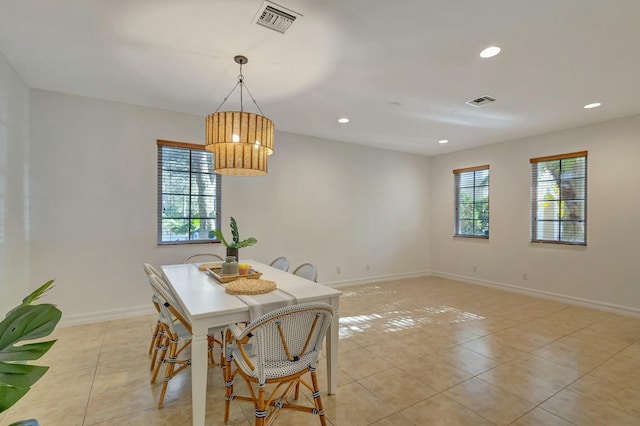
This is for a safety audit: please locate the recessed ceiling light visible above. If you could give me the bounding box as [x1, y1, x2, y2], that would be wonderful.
[584, 102, 602, 109]
[480, 46, 501, 58]
[438, 139, 449, 144]
[338, 117, 349, 123]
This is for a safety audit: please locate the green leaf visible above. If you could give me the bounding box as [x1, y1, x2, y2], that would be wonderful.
[0, 280, 59, 418]
[8, 420, 39, 426]
[230, 217, 240, 244]
[9, 420, 39, 426]
[235, 237, 257, 249]
[0, 305, 61, 350]
[212, 229, 229, 247]
[0, 383, 29, 412]
[0, 362, 49, 388]
[0, 341, 56, 362]
[20, 280, 55, 307]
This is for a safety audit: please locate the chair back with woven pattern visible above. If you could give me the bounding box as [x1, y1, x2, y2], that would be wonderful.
[269, 256, 289, 272]
[230, 302, 332, 385]
[292, 262, 318, 282]
[147, 274, 192, 335]
[183, 253, 223, 264]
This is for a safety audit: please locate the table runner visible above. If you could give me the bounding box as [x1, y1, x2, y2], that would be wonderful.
[194, 263, 297, 321]
[235, 288, 297, 322]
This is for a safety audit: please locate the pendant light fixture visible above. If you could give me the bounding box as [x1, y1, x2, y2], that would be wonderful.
[205, 55, 274, 176]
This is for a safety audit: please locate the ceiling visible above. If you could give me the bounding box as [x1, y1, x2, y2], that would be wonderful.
[1, 0, 639, 156]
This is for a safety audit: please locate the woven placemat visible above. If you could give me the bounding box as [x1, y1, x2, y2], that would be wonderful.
[198, 262, 223, 271]
[225, 279, 277, 295]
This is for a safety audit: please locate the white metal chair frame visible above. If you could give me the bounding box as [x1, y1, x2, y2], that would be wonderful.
[269, 256, 289, 272]
[223, 302, 333, 426]
[183, 253, 224, 264]
[292, 262, 318, 282]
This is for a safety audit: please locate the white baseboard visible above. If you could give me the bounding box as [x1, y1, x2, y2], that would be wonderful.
[322, 270, 431, 288]
[59, 305, 156, 328]
[432, 271, 640, 318]
[58, 269, 639, 327]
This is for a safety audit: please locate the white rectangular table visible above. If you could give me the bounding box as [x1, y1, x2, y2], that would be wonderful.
[161, 259, 341, 426]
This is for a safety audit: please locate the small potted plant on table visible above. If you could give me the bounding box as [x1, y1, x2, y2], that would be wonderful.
[212, 217, 257, 261]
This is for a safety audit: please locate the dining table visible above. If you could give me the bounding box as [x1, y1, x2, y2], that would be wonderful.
[161, 259, 342, 426]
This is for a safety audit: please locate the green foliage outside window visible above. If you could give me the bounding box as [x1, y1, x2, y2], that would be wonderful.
[454, 167, 489, 237]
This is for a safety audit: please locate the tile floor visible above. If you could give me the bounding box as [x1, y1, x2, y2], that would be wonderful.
[2, 276, 640, 425]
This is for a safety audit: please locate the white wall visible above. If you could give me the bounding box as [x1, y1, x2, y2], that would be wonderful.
[429, 115, 640, 314]
[28, 90, 431, 324]
[0, 51, 30, 314]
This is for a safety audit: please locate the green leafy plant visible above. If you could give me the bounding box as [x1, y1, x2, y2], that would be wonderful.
[212, 216, 257, 249]
[0, 280, 62, 426]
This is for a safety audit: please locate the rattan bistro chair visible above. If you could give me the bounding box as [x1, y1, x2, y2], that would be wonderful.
[147, 273, 197, 408]
[292, 263, 318, 282]
[269, 256, 289, 272]
[223, 302, 333, 426]
[144, 263, 169, 370]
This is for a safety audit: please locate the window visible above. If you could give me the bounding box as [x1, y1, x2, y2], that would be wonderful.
[531, 151, 587, 245]
[157, 140, 221, 244]
[454, 165, 489, 238]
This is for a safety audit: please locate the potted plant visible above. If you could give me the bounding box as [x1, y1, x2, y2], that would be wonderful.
[212, 216, 257, 261]
[0, 280, 62, 426]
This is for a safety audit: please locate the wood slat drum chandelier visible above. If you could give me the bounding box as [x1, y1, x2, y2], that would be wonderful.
[205, 55, 274, 176]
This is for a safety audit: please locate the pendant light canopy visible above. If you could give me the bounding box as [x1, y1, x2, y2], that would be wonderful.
[205, 55, 274, 176]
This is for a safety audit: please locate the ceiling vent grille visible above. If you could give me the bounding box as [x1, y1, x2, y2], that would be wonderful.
[465, 95, 496, 107]
[254, 1, 302, 34]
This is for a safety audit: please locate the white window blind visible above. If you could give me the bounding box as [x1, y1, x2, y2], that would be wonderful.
[454, 165, 490, 238]
[157, 140, 221, 244]
[530, 151, 587, 245]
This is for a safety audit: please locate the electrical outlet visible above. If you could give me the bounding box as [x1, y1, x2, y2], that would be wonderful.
[336, 266, 341, 274]
[522, 273, 528, 280]
[472, 265, 478, 272]
[366, 264, 370, 271]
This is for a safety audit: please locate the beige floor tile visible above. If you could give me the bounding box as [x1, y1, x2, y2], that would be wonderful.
[4, 276, 640, 426]
[321, 381, 397, 426]
[337, 347, 394, 380]
[461, 335, 527, 363]
[567, 374, 640, 418]
[370, 412, 416, 426]
[522, 299, 571, 314]
[517, 317, 584, 336]
[585, 316, 640, 344]
[589, 353, 640, 391]
[504, 353, 583, 387]
[476, 365, 564, 404]
[400, 393, 494, 426]
[398, 354, 473, 392]
[13, 366, 95, 407]
[568, 327, 634, 352]
[431, 345, 499, 375]
[532, 336, 615, 372]
[541, 389, 640, 426]
[444, 378, 536, 425]
[491, 327, 558, 353]
[453, 315, 522, 337]
[358, 367, 438, 410]
[0, 394, 88, 426]
[510, 407, 575, 426]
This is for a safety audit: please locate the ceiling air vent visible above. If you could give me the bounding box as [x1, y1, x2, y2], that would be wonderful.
[253, 1, 302, 34]
[465, 95, 496, 107]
